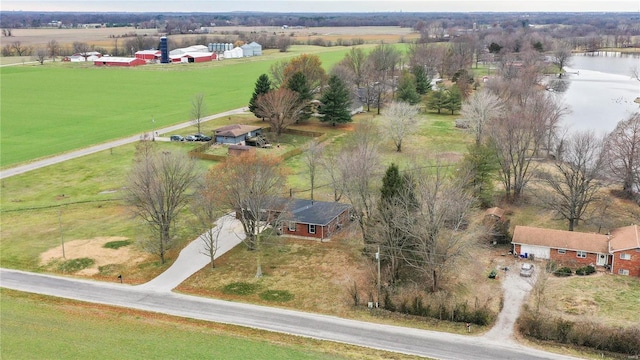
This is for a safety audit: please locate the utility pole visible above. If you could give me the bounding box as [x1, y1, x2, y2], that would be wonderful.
[376, 246, 381, 308]
[58, 210, 66, 259]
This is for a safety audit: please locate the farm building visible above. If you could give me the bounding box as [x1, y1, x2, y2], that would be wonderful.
[215, 124, 262, 144]
[512, 225, 640, 277]
[169, 45, 209, 57]
[223, 47, 244, 59]
[94, 57, 146, 67]
[240, 42, 263, 57]
[248, 42, 262, 56]
[170, 52, 216, 63]
[135, 50, 161, 61]
[67, 51, 102, 62]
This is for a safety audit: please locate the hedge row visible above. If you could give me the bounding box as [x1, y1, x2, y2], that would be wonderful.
[518, 313, 640, 355]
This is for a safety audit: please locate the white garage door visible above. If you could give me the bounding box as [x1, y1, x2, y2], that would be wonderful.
[520, 245, 551, 260]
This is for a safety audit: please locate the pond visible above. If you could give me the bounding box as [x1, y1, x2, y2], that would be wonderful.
[547, 52, 639, 134]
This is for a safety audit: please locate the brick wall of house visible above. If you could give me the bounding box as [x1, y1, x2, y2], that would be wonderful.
[513, 244, 599, 268]
[612, 249, 640, 277]
[283, 222, 324, 239]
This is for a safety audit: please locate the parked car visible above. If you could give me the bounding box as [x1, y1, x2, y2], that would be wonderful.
[185, 135, 198, 142]
[193, 133, 212, 141]
[520, 263, 534, 277]
[170, 135, 184, 142]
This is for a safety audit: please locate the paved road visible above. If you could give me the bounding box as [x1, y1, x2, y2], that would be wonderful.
[0, 108, 247, 179]
[0, 268, 582, 360]
[137, 214, 245, 292]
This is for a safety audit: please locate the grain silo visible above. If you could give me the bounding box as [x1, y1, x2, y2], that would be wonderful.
[160, 37, 169, 64]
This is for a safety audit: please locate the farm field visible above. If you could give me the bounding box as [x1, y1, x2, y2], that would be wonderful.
[2, 289, 418, 360]
[0, 44, 373, 167]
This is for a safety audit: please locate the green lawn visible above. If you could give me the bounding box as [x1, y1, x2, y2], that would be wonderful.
[0, 45, 364, 167]
[0, 289, 349, 360]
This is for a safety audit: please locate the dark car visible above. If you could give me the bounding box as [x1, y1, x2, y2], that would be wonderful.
[170, 135, 184, 142]
[184, 135, 198, 142]
[193, 133, 212, 141]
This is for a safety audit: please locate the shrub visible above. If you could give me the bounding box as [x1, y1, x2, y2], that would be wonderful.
[103, 240, 132, 249]
[222, 282, 260, 296]
[383, 290, 396, 312]
[554, 267, 572, 277]
[575, 265, 596, 276]
[259, 290, 294, 302]
[58, 258, 95, 273]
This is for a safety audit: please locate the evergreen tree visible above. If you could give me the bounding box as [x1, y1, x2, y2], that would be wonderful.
[286, 72, 313, 123]
[444, 86, 462, 115]
[412, 66, 431, 95]
[426, 87, 447, 114]
[318, 75, 352, 126]
[396, 72, 422, 105]
[459, 142, 499, 208]
[249, 74, 272, 119]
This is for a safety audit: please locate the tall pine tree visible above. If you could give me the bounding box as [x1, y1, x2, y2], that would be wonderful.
[318, 75, 352, 126]
[286, 72, 313, 123]
[412, 66, 431, 95]
[396, 72, 422, 105]
[249, 74, 272, 120]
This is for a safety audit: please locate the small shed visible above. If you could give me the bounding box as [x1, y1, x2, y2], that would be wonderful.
[484, 207, 505, 221]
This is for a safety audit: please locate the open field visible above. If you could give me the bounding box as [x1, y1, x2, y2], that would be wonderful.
[1, 289, 424, 360]
[0, 44, 380, 167]
[0, 27, 160, 48]
[537, 272, 640, 328]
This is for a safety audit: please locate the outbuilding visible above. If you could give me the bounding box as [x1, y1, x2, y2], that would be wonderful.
[215, 124, 262, 144]
[135, 50, 161, 61]
[94, 57, 146, 67]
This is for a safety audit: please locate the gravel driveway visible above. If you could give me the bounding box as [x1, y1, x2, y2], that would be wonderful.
[483, 259, 535, 342]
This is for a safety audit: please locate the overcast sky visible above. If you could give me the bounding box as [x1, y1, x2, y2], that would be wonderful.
[2, 1, 638, 13]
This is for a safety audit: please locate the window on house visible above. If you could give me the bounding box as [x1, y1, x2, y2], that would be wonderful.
[576, 251, 587, 259]
[308, 224, 316, 234]
[620, 253, 631, 260]
[557, 249, 566, 254]
[618, 269, 630, 276]
[288, 222, 296, 232]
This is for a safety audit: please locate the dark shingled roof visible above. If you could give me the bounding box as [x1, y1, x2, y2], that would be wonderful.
[267, 198, 351, 226]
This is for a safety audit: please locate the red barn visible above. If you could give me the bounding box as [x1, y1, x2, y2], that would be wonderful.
[94, 57, 146, 67]
[170, 52, 216, 63]
[135, 50, 161, 61]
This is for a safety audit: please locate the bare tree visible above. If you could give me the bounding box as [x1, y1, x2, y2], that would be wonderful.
[269, 59, 289, 88]
[320, 149, 345, 202]
[2, 28, 13, 37]
[255, 88, 305, 136]
[47, 40, 60, 62]
[191, 178, 230, 269]
[632, 66, 640, 82]
[33, 47, 47, 65]
[460, 90, 503, 145]
[10, 41, 29, 56]
[341, 47, 368, 88]
[303, 139, 324, 200]
[368, 44, 402, 114]
[337, 120, 381, 242]
[191, 93, 207, 134]
[126, 147, 200, 264]
[539, 131, 606, 231]
[551, 40, 573, 78]
[205, 152, 288, 277]
[400, 162, 478, 292]
[381, 101, 420, 152]
[488, 91, 560, 202]
[72, 41, 91, 60]
[604, 113, 640, 199]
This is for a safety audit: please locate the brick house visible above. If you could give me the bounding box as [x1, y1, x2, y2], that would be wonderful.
[512, 225, 640, 277]
[237, 198, 351, 242]
[278, 199, 351, 241]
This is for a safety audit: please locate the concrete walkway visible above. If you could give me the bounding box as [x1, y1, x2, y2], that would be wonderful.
[0, 107, 248, 179]
[137, 214, 246, 292]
